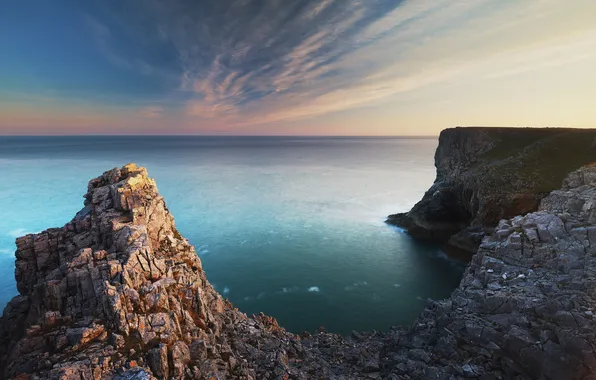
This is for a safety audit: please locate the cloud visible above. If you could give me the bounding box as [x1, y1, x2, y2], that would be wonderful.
[138, 0, 596, 129]
[84, 15, 132, 70]
[138, 105, 164, 119]
[83, 14, 177, 82]
[482, 31, 596, 80]
[148, 0, 374, 122]
[5, 0, 596, 134]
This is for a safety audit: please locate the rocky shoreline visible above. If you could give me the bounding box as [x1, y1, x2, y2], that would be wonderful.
[387, 127, 596, 259]
[2, 135, 596, 378]
[381, 163, 596, 378]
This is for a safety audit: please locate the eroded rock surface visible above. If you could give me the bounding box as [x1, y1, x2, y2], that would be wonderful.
[0, 164, 383, 379]
[381, 164, 596, 379]
[2, 162, 596, 379]
[387, 127, 596, 258]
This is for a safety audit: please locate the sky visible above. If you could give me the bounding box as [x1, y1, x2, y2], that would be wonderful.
[1, 0, 596, 136]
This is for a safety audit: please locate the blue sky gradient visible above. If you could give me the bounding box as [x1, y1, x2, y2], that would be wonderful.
[1, 0, 596, 135]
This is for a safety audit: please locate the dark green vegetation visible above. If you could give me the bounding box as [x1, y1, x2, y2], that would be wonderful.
[479, 127, 596, 194]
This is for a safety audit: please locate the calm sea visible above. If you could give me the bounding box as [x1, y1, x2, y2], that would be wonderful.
[0, 136, 463, 334]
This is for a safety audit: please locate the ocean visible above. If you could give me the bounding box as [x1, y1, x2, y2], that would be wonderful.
[0, 136, 464, 334]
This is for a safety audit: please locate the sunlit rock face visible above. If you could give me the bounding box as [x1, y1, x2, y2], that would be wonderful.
[2, 161, 596, 379]
[1, 164, 225, 378]
[0, 163, 383, 379]
[388, 127, 596, 259]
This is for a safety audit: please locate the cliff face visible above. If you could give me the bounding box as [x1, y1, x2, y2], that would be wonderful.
[2, 162, 596, 379]
[381, 164, 596, 379]
[387, 127, 596, 258]
[0, 164, 382, 379]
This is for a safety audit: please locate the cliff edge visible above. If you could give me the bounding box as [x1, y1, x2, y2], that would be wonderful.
[2, 162, 596, 379]
[387, 127, 596, 258]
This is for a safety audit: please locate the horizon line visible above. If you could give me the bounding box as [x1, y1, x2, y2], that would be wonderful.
[0, 134, 440, 138]
[0, 126, 585, 138]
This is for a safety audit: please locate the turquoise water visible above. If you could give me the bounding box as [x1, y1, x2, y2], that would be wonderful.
[0, 136, 463, 334]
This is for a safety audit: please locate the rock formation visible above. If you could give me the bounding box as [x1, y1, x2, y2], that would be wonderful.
[381, 163, 596, 379]
[387, 127, 596, 258]
[2, 158, 596, 379]
[0, 164, 383, 379]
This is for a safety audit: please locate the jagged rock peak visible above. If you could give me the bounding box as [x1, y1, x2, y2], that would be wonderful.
[1, 163, 230, 378]
[0, 164, 384, 380]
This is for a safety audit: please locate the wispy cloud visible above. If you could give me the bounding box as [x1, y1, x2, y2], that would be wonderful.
[141, 0, 596, 129]
[83, 14, 177, 82]
[3, 0, 596, 134]
[138, 105, 164, 119]
[146, 0, 386, 123]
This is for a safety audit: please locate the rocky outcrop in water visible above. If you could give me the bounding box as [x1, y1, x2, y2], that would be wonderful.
[2, 160, 596, 379]
[387, 127, 596, 258]
[0, 164, 383, 379]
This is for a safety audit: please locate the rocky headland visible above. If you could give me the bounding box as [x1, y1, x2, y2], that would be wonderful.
[387, 127, 596, 259]
[0, 164, 384, 380]
[2, 130, 596, 379]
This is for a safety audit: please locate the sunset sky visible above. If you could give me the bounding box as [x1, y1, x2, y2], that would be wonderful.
[1, 0, 596, 135]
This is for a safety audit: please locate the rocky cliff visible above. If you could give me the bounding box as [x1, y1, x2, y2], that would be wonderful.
[0, 164, 383, 379]
[381, 163, 596, 379]
[2, 162, 596, 379]
[387, 127, 596, 258]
